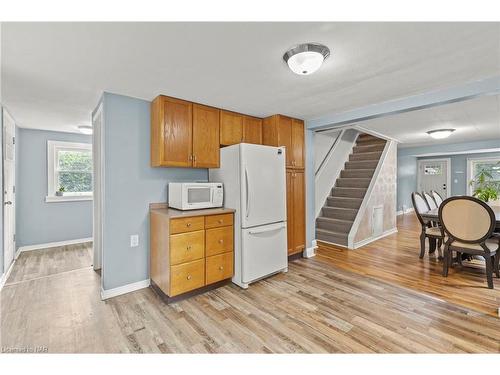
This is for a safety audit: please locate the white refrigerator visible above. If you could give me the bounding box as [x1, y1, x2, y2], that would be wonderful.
[209, 143, 288, 289]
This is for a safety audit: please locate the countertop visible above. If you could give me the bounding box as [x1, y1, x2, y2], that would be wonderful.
[150, 203, 235, 219]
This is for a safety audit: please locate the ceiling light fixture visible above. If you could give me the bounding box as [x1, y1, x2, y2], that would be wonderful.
[78, 125, 93, 135]
[283, 43, 330, 75]
[426, 129, 455, 139]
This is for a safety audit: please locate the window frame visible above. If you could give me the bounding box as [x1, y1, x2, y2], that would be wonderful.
[46, 140, 93, 203]
[466, 156, 500, 196]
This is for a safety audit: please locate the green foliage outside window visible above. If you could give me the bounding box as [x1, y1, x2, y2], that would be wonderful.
[57, 150, 92, 193]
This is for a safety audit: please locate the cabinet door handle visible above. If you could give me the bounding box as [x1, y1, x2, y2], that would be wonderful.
[193, 155, 197, 163]
[219, 266, 224, 271]
[189, 155, 193, 161]
[218, 219, 223, 224]
[186, 222, 191, 227]
[186, 245, 192, 250]
[218, 239, 224, 244]
[186, 275, 192, 280]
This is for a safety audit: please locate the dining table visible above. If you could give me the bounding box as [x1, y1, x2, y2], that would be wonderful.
[420, 204, 500, 230]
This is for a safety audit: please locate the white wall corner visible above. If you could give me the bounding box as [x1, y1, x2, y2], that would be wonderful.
[101, 279, 151, 300]
[303, 239, 318, 258]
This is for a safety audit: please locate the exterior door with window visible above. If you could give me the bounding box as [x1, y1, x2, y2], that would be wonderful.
[418, 159, 449, 198]
[3, 109, 16, 274]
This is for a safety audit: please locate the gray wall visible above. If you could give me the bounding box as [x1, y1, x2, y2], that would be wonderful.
[102, 92, 207, 291]
[397, 139, 500, 211]
[16, 128, 93, 247]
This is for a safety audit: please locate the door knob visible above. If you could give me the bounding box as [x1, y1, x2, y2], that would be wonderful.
[4, 201, 12, 205]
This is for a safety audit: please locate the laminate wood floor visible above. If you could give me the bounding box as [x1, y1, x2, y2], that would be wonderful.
[317, 213, 500, 317]
[1, 242, 499, 353]
[5, 242, 93, 285]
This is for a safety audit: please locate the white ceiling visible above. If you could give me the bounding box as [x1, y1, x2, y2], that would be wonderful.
[356, 94, 500, 147]
[2, 22, 500, 134]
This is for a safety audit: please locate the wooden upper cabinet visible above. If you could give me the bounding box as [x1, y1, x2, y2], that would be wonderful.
[151, 96, 193, 167]
[192, 104, 220, 168]
[291, 119, 304, 169]
[262, 114, 304, 169]
[151, 96, 220, 168]
[220, 110, 243, 146]
[243, 116, 262, 144]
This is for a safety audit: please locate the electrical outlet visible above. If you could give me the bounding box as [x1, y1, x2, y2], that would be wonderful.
[130, 234, 139, 247]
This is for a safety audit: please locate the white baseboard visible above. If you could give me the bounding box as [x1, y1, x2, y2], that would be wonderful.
[396, 208, 414, 216]
[303, 240, 318, 258]
[353, 227, 398, 249]
[17, 237, 93, 253]
[101, 279, 150, 300]
[0, 256, 17, 290]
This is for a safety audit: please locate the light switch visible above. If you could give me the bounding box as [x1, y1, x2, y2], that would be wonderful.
[130, 234, 139, 247]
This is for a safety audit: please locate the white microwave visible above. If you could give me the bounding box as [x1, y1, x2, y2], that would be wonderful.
[168, 182, 223, 210]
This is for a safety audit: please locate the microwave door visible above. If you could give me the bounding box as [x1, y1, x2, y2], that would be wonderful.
[186, 186, 212, 208]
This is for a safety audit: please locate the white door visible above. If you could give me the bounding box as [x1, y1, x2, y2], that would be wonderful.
[3, 109, 16, 273]
[417, 159, 450, 198]
[92, 104, 102, 270]
[240, 144, 286, 228]
[241, 222, 287, 283]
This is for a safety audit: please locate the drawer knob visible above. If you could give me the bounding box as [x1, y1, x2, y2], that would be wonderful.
[186, 275, 192, 280]
[218, 219, 223, 224]
[218, 239, 224, 244]
[219, 266, 224, 270]
[186, 223, 191, 227]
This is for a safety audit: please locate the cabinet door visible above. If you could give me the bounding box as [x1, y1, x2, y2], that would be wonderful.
[193, 104, 220, 168]
[291, 119, 304, 169]
[286, 170, 294, 255]
[277, 116, 293, 167]
[220, 110, 243, 146]
[243, 116, 262, 144]
[161, 97, 193, 167]
[292, 171, 305, 254]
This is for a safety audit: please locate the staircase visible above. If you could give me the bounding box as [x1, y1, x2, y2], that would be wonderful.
[316, 133, 387, 247]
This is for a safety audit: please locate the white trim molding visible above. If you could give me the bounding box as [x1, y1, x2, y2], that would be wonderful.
[353, 228, 398, 249]
[17, 237, 93, 253]
[396, 207, 415, 216]
[303, 239, 318, 258]
[0, 258, 16, 291]
[101, 279, 150, 300]
[45, 195, 93, 203]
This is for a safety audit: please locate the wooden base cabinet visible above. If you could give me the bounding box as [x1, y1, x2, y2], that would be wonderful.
[286, 170, 305, 256]
[150, 207, 235, 302]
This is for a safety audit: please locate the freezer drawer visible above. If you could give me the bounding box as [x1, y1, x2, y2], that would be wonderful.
[241, 222, 288, 283]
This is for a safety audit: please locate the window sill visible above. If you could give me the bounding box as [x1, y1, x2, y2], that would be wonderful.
[45, 195, 93, 203]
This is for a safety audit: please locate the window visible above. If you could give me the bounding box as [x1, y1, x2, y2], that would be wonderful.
[424, 164, 442, 175]
[467, 156, 500, 195]
[47, 141, 92, 202]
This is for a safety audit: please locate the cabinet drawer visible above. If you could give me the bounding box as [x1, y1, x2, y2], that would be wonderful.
[169, 230, 205, 265]
[206, 226, 233, 256]
[205, 213, 233, 229]
[206, 252, 233, 285]
[170, 259, 205, 296]
[170, 216, 204, 234]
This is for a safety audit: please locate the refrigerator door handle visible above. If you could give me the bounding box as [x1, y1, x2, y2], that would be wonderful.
[249, 224, 286, 235]
[245, 166, 250, 219]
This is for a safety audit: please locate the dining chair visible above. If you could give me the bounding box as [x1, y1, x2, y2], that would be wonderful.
[423, 191, 438, 210]
[439, 196, 500, 289]
[430, 190, 444, 206]
[411, 192, 444, 259]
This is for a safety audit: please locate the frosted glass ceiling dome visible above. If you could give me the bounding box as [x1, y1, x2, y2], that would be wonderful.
[283, 43, 330, 75]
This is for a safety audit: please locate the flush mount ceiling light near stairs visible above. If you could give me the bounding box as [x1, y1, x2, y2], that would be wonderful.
[426, 128, 455, 139]
[283, 43, 330, 75]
